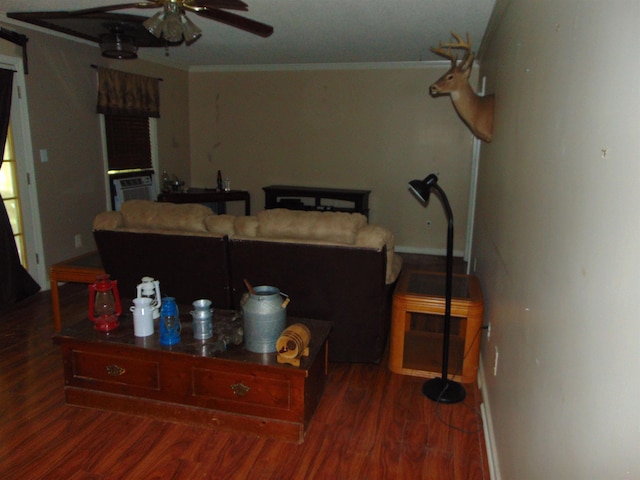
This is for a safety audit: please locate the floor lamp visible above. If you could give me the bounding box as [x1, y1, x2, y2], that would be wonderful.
[408, 174, 466, 404]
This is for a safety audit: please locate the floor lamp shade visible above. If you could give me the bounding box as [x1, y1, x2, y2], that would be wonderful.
[408, 174, 466, 404]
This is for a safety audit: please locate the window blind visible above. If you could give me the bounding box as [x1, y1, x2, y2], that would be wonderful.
[104, 115, 152, 171]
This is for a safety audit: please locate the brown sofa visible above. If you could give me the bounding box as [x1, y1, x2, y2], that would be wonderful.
[93, 200, 402, 363]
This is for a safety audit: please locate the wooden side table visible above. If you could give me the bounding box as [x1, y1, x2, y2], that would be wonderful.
[50, 251, 104, 332]
[389, 267, 484, 383]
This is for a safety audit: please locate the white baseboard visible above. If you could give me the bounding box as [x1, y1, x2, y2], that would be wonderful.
[395, 245, 466, 257]
[478, 358, 501, 480]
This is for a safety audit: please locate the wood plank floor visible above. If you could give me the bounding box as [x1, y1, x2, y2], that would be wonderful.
[0, 258, 489, 479]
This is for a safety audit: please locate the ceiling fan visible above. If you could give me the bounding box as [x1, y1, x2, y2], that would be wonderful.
[69, 0, 274, 41]
[8, 0, 273, 59]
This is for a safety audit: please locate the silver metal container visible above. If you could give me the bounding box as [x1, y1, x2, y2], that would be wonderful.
[242, 285, 287, 353]
[191, 299, 213, 340]
[192, 316, 213, 340]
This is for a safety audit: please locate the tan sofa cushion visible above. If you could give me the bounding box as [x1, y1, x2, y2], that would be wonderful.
[234, 216, 259, 237]
[121, 200, 212, 233]
[204, 214, 236, 236]
[256, 209, 367, 245]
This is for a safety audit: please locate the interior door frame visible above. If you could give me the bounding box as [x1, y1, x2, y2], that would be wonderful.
[0, 53, 46, 287]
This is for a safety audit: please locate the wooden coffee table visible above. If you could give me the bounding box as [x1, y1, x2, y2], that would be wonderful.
[54, 311, 331, 443]
[50, 251, 104, 332]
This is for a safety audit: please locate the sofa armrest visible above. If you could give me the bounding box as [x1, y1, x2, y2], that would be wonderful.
[388, 253, 403, 285]
[355, 224, 390, 249]
[355, 224, 402, 284]
[93, 211, 124, 230]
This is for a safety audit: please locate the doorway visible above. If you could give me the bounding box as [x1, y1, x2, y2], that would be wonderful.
[0, 55, 45, 287]
[1, 125, 26, 264]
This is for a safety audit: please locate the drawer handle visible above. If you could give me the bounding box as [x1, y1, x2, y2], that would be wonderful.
[230, 382, 250, 397]
[106, 364, 126, 376]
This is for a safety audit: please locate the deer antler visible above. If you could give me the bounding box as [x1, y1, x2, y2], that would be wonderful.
[431, 32, 474, 71]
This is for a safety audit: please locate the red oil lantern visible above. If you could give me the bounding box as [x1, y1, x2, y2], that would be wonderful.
[88, 274, 122, 332]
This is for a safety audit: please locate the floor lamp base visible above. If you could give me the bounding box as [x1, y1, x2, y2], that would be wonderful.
[422, 377, 466, 404]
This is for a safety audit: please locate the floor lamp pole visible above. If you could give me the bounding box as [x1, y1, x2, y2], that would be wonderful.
[409, 174, 466, 404]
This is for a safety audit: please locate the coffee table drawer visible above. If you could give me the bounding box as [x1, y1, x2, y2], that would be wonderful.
[68, 349, 160, 392]
[192, 367, 292, 412]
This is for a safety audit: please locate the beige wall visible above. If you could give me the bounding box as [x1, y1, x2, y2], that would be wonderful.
[13, 30, 105, 276]
[1, 23, 190, 277]
[475, 0, 640, 478]
[188, 67, 475, 254]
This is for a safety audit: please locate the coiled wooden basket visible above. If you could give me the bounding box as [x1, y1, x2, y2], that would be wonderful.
[276, 323, 311, 366]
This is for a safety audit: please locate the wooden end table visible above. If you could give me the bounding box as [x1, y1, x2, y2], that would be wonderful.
[50, 251, 105, 332]
[389, 267, 484, 383]
[54, 312, 331, 443]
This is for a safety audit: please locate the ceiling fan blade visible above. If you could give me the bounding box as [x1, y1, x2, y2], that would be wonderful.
[186, 0, 248, 11]
[70, 2, 161, 16]
[195, 8, 273, 37]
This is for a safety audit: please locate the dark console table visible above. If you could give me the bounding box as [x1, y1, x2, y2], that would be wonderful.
[263, 185, 370, 218]
[158, 188, 251, 215]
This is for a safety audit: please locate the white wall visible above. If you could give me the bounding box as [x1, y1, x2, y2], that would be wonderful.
[475, 1, 640, 478]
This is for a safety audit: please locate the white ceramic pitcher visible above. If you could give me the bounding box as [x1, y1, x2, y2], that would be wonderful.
[130, 297, 154, 337]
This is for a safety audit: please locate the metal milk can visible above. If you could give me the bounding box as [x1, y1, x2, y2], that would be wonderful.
[190, 298, 213, 340]
[242, 285, 288, 353]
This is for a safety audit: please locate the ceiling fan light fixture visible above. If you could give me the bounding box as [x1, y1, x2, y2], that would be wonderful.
[100, 32, 138, 59]
[181, 15, 202, 44]
[142, 2, 203, 45]
[161, 11, 184, 43]
[143, 11, 165, 38]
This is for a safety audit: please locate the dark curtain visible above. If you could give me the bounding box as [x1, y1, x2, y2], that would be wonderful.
[0, 68, 39, 310]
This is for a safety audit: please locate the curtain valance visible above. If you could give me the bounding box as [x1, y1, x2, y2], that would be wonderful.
[96, 67, 160, 118]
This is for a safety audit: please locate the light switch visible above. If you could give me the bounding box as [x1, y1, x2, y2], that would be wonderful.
[39, 149, 48, 163]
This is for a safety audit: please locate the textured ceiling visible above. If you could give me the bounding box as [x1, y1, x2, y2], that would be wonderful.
[0, 0, 496, 70]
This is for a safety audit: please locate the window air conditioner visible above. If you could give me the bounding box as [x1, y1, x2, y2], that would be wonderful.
[113, 175, 157, 211]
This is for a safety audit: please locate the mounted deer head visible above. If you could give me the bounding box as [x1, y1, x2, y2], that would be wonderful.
[430, 32, 494, 143]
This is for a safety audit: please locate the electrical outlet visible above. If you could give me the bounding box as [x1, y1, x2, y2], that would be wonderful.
[493, 346, 499, 376]
[74, 234, 82, 248]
